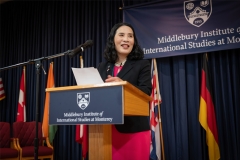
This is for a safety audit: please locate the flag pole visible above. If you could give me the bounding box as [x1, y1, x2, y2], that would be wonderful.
[80, 56, 83, 69]
[153, 58, 165, 160]
[23, 66, 26, 122]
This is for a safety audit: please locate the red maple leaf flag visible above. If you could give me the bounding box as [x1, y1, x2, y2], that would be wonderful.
[16, 67, 26, 122]
[76, 124, 88, 158]
[75, 55, 88, 158]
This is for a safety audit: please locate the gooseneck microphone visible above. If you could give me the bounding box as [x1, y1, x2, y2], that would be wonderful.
[68, 40, 93, 58]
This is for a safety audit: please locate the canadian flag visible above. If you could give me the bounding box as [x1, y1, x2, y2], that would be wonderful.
[75, 56, 88, 158]
[16, 67, 26, 122]
[76, 124, 88, 158]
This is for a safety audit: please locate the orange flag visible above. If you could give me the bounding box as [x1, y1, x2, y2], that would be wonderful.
[42, 62, 57, 143]
[199, 53, 220, 160]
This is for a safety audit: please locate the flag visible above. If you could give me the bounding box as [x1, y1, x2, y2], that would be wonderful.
[199, 53, 220, 160]
[150, 58, 162, 160]
[76, 124, 88, 158]
[0, 78, 6, 101]
[42, 62, 57, 144]
[75, 55, 88, 159]
[17, 67, 26, 122]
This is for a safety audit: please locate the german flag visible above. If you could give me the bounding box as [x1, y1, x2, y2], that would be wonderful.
[199, 53, 220, 160]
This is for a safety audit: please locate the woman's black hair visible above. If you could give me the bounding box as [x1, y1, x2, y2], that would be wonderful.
[103, 22, 144, 63]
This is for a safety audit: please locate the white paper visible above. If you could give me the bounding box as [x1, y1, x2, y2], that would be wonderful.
[72, 67, 104, 85]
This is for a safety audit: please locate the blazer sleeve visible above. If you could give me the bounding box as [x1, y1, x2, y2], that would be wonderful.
[135, 60, 152, 96]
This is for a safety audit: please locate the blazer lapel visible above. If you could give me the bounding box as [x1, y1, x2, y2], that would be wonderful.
[117, 60, 135, 78]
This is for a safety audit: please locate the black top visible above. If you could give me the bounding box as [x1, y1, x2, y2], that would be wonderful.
[97, 59, 152, 133]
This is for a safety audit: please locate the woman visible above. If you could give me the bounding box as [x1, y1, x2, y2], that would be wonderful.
[97, 22, 152, 160]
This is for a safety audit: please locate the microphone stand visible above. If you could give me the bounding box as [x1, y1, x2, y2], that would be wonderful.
[0, 49, 72, 160]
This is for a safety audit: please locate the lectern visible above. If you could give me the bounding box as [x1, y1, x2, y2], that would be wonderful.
[46, 81, 152, 160]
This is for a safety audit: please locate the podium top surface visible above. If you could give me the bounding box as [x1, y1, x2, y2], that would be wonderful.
[46, 81, 152, 101]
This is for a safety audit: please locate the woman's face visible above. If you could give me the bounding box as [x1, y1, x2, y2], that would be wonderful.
[114, 25, 134, 57]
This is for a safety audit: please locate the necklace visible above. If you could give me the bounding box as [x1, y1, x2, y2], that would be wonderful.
[115, 59, 127, 67]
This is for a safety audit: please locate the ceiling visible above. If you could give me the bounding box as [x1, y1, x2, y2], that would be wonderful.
[0, 0, 10, 5]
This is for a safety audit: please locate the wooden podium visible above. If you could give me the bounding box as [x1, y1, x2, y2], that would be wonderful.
[46, 81, 151, 160]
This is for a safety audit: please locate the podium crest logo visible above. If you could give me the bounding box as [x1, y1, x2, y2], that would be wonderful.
[77, 92, 90, 110]
[184, 0, 212, 27]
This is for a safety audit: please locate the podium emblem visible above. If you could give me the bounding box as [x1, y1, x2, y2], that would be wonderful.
[77, 92, 90, 110]
[184, 0, 212, 27]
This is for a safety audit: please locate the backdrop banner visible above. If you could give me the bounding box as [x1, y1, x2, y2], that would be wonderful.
[123, 0, 240, 58]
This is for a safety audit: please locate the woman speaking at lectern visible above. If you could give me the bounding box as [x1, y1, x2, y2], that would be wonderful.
[97, 22, 152, 160]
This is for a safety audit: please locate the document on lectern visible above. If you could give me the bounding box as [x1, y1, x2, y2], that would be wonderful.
[72, 67, 104, 85]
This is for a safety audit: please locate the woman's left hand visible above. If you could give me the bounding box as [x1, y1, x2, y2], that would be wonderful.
[105, 75, 123, 82]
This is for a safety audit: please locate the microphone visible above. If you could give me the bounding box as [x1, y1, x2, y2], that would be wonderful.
[68, 40, 93, 58]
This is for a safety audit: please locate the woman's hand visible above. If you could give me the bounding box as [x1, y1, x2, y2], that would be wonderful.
[105, 75, 123, 82]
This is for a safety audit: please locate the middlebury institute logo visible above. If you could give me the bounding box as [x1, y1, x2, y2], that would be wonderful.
[184, 0, 212, 27]
[77, 92, 90, 110]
